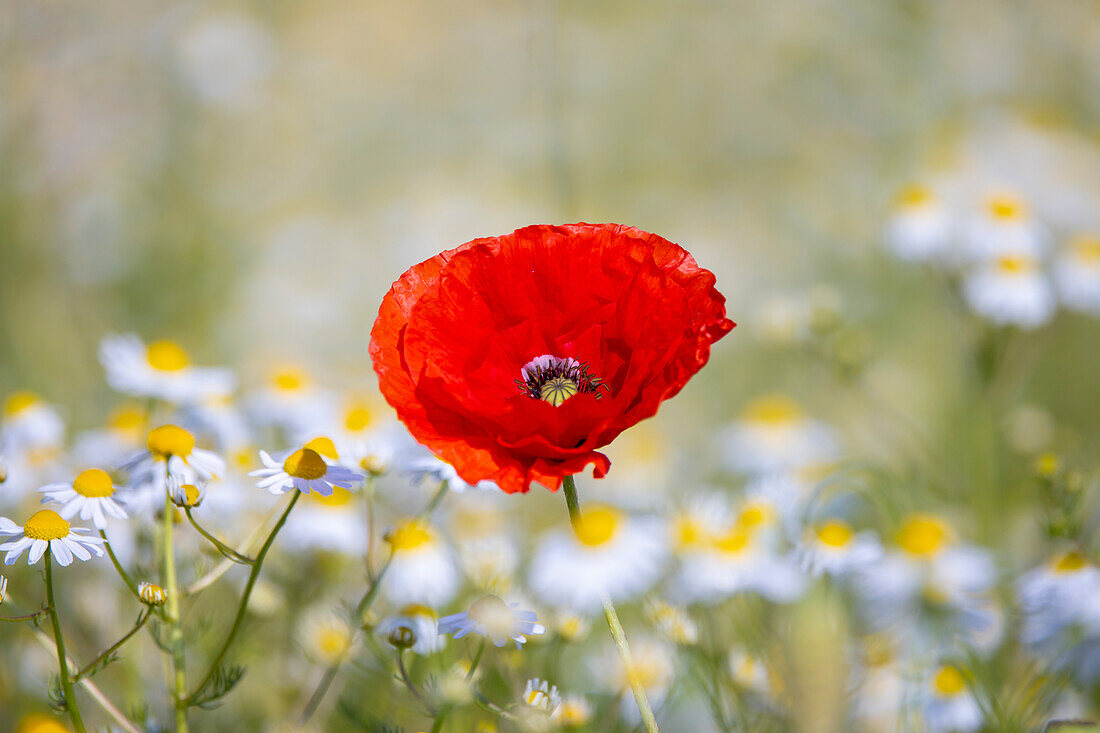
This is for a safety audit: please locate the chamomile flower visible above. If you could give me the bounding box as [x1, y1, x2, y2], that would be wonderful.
[71, 403, 147, 467]
[0, 510, 104, 566]
[797, 519, 882, 578]
[246, 365, 335, 434]
[1, 391, 65, 454]
[0, 574, 7, 604]
[120, 425, 225, 512]
[521, 678, 562, 716]
[962, 254, 1056, 328]
[728, 649, 772, 696]
[553, 694, 593, 727]
[138, 582, 168, 607]
[964, 191, 1049, 261]
[529, 505, 667, 612]
[99, 334, 234, 404]
[381, 519, 459, 606]
[282, 486, 366, 554]
[439, 594, 545, 648]
[719, 394, 839, 475]
[921, 664, 982, 733]
[645, 599, 698, 645]
[298, 607, 352, 666]
[39, 469, 128, 529]
[599, 636, 675, 723]
[376, 604, 444, 655]
[886, 184, 953, 263]
[250, 440, 361, 496]
[1018, 550, 1100, 648]
[1053, 234, 1100, 315]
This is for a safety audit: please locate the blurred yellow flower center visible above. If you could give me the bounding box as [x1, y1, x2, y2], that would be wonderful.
[17, 714, 72, 733]
[1071, 236, 1100, 264]
[23, 509, 70, 541]
[896, 515, 948, 556]
[557, 700, 591, 725]
[468, 594, 515, 637]
[737, 501, 773, 529]
[232, 447, 255, 470]
[715, 527, 752, 555]
[1035, 452, 1060, 477]
[272, 368, 307, 392]
[540, 376, 579, 406]
[147, 425, 195, 458]
[933, 665, 965, 696]
[986, 195, 1025, 221]
[895, 184, 933, 208]
[996, 254, 1036, 274]
[743, 394, 803, 425]
[816, 520, 853, 547]
[574, 507, 619, 546]
[401, 603, 436, 620]
[73, 468, 114, 498]
[283, 448, 328, 480]
[1054, 551, 1087, 573]
[108, 404, 145, 434]
[317, 627, 350, 658]
[309, 486, 354, 508]
[673, 515, 710, 551]
[624, 654, 667, 691]
[388, 521, 432, 550]
[146, 340, 190, 371]
[303, 436, 338, 460]
[344, 405, 373, 432]
[4, 390, 39, 416]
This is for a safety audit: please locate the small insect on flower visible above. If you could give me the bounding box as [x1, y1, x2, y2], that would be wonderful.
[438, 594, 545, 648]
[99, 334, 235, 404]
[521, 678, 562, 716]
[249, 438, 362, 496]
[139, 581, 168, 607]
[39, 469, 129, 530]
[0, 510, 104, 566]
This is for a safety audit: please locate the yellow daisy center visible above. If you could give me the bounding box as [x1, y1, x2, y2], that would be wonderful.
[743, 394, 803, 426]
[387, 520, 433, 551]
[179, 484, 202, 506]
[73, 468, 115, 498]
[673, 515, 710, 551]
[1070, 235, 1100, 264]
[896, 515, 949, 557]
[540, 376, 579, 406]
[344, 405, 373, 432]
[933, 665, 966, 696]
[283, 448, 328, 480]
[108, 403, 145, 435]
[4, 390, 39, 416]
[17, 714, 72, 733]
[574, 507, 619, 546]
[146, 425, 195, 459]
[816, 520, 853, 548]
[1035, 452, 1060, 477]
[309, 486, 355, 508]
[272, 367, 308, 392]
[232, 447, 256, 470]
[303, 436, 339, 461]
[1054, 551, 1088, 573]
[317, 627, 350, 658]
[737, 501, 773, 529]
[23, 509, 71, 541]
[146, 340, 190, 371]
[715, 527, 752, 555]
[400, 603, 436, 620]
[996, 254, 1036, 275]
[894, 184, 933, 209]
[986, 195, 1026, 221]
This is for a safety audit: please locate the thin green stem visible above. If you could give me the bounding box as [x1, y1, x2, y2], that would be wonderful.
[296, 480, 450, 724]
[1, 608, 48, 622]
[162, 491, 189, 732]
[100, 530, 142, 602]
[46, 550, 88, 733]
[184, 507, 254, 564]
[466, 638, 487, 680]
[186, 489, 300, 704]
[75, 609, 152, 682]
[396, 649, 436, 716]
[563, 475, 659, 733]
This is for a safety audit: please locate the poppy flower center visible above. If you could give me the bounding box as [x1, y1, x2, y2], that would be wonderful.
[517, 355, 605, 407]
[283, 448, 328, 480]
[24, 509, 71, 541]
[147, 425, 196, 459]
[73, 469, 115, 498]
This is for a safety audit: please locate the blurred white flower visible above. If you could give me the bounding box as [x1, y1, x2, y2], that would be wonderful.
[1, 391, 64, 456]
[597, 636, 675, 724]
[962, 254, 1056, 328]
[921, 664, 983, 733]
[39, 469, 128, 530]
[176, 14, 274, 107]
[282, 487, 365, 555]
[0, 510, 104, 566]
[521, 678, 562, 716]
[297, 607, 352, 666]
[1053, 234, 1100, 315]
[99, 335, 234, 404]
[438, 594, 544, 648]
[71, 403, 147, 468]
[120, 425, 225, 514]
[381, 519, 459, 607]
[719, 394, 839, 476]
[797, 520, 882, 578]
[964, 191, 1049, 262]
[245, 365, 335, 436]
[1018, 550, 1100, 649]
[886, 184, 953, 263]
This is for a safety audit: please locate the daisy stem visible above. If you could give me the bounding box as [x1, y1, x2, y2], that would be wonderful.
[75, 608, 152, 682]
[99, 530, 142, 602]
[561, 475, 660, 733]
[162, 492, 189, 733]
[46, 549, 88, 733]
[466, 638, 487, 680]
[185, 489, 300, 705]
[396, 648, 436, 716]
[184, 507, 254, 564]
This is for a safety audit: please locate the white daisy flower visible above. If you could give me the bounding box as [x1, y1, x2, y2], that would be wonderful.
[438, 594, 545, 649]
[404, 454, 499, 492]
[521, 678, 562, 716]
[99, 334, 234, 404]
[597, 636, 675, 724]
[885, 184, 953, 263]
[120, 425, 225, 513]
[921, 664, 983, 733]
[962, 254, 1056, 329]
[728, 649, 772, 696]
[1053, 234, 1100, 315]
[39, 469, 128, 530]
[0, 574, 7, 605]
[297, 606, 352, 666]
[249, 438, 362, 496]
[552, 694, 593, 727]
[719, 394, 839, 476]
[282, 487, 366, 555]
[964, 191, 1049, 262]
[71, 403, 147, 468]
[529, 505, 667, 613]
[245, 365, 335, 434]
[644, 599, 698, 645]
[1018, 550, 1100, 648]
[138, 582, 168, 607]
[376, 604, 445, 655]
[797, 520, 882, 578]
[176, 14, 274, 107]
[1, 390, 65, 455]
[381, 519, 459, 607]
[0, 510, 105, 567]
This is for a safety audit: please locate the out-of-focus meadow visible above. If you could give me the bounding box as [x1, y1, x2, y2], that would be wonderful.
[3, 1, 1100, 732]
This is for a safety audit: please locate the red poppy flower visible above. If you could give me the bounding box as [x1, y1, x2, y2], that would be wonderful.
[370, 223, 734, 494]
